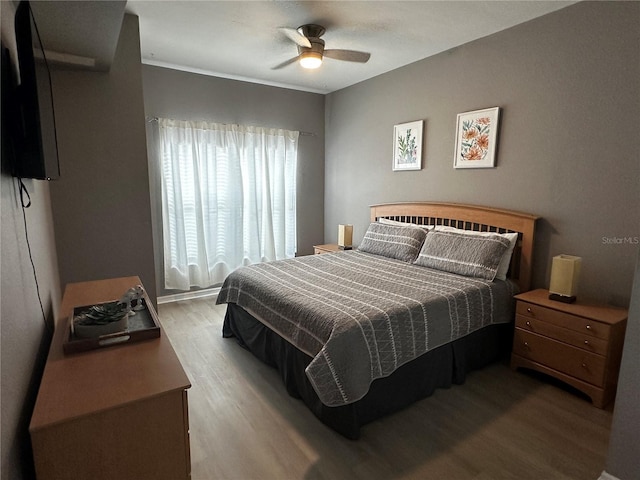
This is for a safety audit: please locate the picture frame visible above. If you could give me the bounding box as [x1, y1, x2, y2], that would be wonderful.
[393, 120, 423, 171]
[453, 107, 500, 169]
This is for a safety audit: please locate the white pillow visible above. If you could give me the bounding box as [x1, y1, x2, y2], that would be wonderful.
[379, 218, 434, 231]
[433, 226, 518, 281]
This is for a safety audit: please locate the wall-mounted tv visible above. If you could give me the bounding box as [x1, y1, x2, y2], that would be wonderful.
[13, 0, 60, 180]
[1, 46, 19, 175]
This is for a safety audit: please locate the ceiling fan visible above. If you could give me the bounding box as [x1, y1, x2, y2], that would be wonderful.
[274, 24, 371, 70]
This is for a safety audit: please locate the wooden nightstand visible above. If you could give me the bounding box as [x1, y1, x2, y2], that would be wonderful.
[313, 243, 342, 254]
[511, 289, 627, 408]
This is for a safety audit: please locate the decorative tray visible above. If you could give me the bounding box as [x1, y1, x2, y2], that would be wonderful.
[63, 294, 160, 355]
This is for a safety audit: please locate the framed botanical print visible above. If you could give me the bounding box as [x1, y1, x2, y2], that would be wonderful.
[454, 107, 500, 169]
[393, 120, 423, 171]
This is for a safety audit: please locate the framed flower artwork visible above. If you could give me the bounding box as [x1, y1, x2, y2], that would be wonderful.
[453, 107, 500, 169]
[393, 120, 423, 171]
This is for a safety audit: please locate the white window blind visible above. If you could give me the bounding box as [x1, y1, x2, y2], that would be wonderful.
[158, 118, 298, 290]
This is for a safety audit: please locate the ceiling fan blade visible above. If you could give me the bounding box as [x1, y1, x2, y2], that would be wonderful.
[278, 27, 311, 48]
[323, 49, 371, 63]
[272, 56, 300, 70]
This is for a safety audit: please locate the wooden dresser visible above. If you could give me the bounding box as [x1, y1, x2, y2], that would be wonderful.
[30, 277, 191, 480]
[511, 289, 627, 408]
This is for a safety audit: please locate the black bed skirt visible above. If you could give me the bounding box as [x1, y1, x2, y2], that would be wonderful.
[223, 303, 513, 439]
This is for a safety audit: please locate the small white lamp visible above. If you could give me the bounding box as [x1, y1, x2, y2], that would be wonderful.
[549, 254, 582, 303]
[338, 224, 353, 250]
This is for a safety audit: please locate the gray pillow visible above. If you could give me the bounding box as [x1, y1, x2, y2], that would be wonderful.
[413, 230, 510, 280]
[358, 223, 427, 263]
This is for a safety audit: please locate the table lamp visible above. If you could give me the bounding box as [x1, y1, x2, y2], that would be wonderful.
[548, 254, 582, 303]
[338, 224, 353, 250]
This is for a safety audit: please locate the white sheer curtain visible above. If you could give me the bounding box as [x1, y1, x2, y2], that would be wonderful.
[158, 118, 298, 290]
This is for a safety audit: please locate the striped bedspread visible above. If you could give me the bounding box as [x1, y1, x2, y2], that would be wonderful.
[216, 250, 517, 407]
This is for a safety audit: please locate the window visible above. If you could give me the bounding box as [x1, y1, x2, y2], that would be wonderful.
[158, 119, 298, 290]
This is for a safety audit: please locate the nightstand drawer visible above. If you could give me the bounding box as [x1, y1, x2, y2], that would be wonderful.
[513, 329, 605, 386]
[313, 244, 341, 254]
[515, 314, 608, 355]
[516, 301, 610, 340]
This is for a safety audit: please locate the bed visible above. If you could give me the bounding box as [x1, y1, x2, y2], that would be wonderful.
[217, 202, 539, 439]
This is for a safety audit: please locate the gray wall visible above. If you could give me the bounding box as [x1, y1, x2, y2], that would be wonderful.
[606, 257, 640, 479]
[141, 65, 325, 297]
[325, 1, 639, 307]
[1, 2, 61, 479]
[49, 15, 157, 303]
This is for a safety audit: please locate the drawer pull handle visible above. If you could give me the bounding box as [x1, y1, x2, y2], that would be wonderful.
[582, 363, 587, 369]
[527, 307, 533, 314]
[526, 321, 531, 327]
[584, 340, 590, 346]
[586, 325, 591, 330]
[524, 341, 529, 348]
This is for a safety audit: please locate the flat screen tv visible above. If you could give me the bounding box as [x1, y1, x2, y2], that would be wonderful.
[13, 0, 60, 180]
[1, 45, 19, 175]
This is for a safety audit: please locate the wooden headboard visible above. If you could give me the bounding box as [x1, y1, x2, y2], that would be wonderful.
[370, 202, 539, 292]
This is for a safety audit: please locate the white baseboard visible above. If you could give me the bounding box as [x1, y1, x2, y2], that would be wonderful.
[598, 471, 620, 480]
[157, 287, 220, 304]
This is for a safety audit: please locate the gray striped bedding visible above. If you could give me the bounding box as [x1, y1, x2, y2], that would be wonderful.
[216, 250, 517, 407]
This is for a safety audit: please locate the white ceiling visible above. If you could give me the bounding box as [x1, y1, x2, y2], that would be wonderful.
[28, 1, 575, 94]
[125, 1, 575, 94]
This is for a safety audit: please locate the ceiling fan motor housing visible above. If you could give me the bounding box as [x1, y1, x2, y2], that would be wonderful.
[297, 24, 326, 39]
[298, 38, 325, 56]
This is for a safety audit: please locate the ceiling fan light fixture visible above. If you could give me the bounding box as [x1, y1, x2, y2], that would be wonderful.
[299, 51, 322, 69]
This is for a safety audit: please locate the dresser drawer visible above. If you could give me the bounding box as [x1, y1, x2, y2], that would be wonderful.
[513, 329, 605, 386]
[515, 314, 608, 355]
[517, 301, 610, 340]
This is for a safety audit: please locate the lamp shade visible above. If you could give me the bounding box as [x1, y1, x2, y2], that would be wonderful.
[338, 224, 353, 250]
[549, 254, 581, 302]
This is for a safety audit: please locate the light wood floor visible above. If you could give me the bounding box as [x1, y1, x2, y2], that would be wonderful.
[159, 298, 613, 480]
